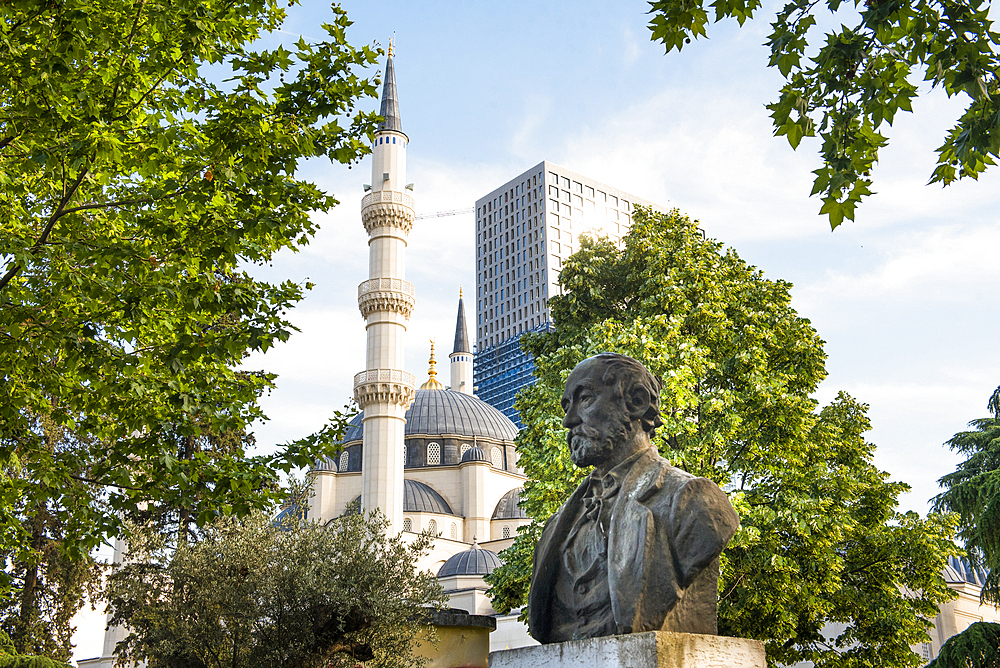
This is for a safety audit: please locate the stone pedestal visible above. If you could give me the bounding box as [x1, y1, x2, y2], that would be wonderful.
[412, 608, 496, 668]
[488, 631, 765, 668]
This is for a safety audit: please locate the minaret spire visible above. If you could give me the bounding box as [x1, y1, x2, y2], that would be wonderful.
[450, 288, 473, 395]
[378, 42, 403, 136]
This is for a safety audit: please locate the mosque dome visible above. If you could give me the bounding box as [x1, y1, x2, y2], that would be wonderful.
[492, 487, 528, 520]
[461, 445, 490, 463]
[347, 479, 454, 515]
[314, 389, 519, 473]
[437, 546, 503, 578]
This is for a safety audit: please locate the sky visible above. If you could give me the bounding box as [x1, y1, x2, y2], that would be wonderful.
[71, 0, 1000, 662]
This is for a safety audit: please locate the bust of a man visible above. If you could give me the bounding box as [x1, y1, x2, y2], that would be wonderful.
[528, 353, 739, 644]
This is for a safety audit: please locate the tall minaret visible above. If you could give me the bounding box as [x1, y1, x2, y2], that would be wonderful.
[450, 288, 473, 394]
[354, 41, 415, 535]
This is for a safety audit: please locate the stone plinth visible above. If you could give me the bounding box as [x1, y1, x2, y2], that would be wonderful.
[488, 631, 765, 668]
[413, 608, 496, 668]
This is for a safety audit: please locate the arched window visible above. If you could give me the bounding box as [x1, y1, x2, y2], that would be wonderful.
[402, 518, 412, 532]
[427, 442, 441, 465]
[491, 446, 504, 469]
[428, 519, 437, 535]
[339, 451, 349, 472]
[460, 443, 471, 457]
[450, 523, 458, 540]
[503, 526, 511, 539]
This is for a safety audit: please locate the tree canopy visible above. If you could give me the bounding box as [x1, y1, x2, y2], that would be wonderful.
[103, 508, 446, 668]
[927, 621, 1000, 668]
[0, 0, 374, 571]
[933, 385, 1000, 606]
[486, 206, 957, 667]
[648, 0, 1000, 229]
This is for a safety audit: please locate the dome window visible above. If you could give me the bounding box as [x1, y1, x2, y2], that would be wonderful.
[428, 519, 437, 535]
[491, 446, 503, 469]
[450, 523, 458, 540]
[403, 517, 412, 532]
[460, 443, 471, 457]
[339, 451, 349, 472]
[503, 526, 511, 539]
[427, 442, 441, 465]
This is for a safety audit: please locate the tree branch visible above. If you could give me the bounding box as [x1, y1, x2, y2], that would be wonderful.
[108, 0, 148, 115]
[0, 167, 89, 291]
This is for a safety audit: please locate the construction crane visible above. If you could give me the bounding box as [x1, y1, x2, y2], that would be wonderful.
[414, 207, 473, 220]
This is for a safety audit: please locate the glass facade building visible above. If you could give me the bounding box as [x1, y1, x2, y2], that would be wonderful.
[473, 161, 657, 424]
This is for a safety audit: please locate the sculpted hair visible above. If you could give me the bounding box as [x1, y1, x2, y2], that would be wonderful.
[590, 353, 665, 436]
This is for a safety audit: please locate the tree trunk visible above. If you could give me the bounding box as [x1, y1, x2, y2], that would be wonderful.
[15, 504, 47, 654]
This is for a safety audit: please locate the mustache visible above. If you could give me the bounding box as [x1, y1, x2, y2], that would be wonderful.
[568, 425, 602, 444]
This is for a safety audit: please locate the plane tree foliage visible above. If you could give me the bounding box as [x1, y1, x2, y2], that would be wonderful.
[933, 385, 1000, 605]
[486, 207, 958, 667]
[648, 0, 1000, 229]
[0, 0, 376, 584]
[103, 509, 446, 668]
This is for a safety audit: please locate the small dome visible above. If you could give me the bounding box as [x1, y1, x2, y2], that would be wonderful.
[347, 479, 454, 516]
[461, 446, 489, 463]
[492, 488, 528, 520]
[437, 546, 503, 578]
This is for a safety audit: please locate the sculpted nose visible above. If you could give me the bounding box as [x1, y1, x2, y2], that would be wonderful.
[563, 403, 580, 429]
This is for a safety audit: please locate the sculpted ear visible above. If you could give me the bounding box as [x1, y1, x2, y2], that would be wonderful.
[625, 384, 653, 419]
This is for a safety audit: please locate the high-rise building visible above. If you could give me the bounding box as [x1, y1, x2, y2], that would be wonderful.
[473, 161, 658, 425]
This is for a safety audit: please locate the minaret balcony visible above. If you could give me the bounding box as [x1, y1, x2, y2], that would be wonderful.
[362, 190, 415, 210]
[358, 277, 415, 319]
[353, 368, 416, 409]
[361, 191, 415, 234]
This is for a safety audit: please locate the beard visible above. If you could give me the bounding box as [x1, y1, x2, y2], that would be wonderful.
[568, 417, 632, 468]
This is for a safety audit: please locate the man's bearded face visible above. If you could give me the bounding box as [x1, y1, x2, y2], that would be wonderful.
[562, 363, 634, 468]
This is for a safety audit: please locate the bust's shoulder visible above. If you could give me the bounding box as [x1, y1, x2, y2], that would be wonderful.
[630, 451, 730, 510]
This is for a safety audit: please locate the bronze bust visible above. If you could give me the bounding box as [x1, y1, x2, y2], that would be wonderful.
[528, 353, 739, 644]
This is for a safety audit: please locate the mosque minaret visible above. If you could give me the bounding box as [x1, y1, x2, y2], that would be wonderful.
[354, 41, 415, 534]
[450, 288, 473, 395]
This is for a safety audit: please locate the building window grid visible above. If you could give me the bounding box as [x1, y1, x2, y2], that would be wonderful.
[476, 168, 647, 422]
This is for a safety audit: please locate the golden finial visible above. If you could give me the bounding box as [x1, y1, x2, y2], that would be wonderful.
[459, 285, 463, 299]
[388, 35, 394, 57]
[419, 337, 444, 390]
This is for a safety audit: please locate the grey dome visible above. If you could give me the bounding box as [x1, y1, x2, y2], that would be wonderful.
[492, 488, 528, 520]
[437, 547, 503, 578]
[348, 479, 454, 516]
[315, 390, 519, 472]
[341, 390, 516, 441]
[462, 446, 489, 463]
[406, 389, 518, 440]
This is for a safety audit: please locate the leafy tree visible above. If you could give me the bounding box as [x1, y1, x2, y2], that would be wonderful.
[933, 385, 1000, 605]
[0, 0, 377, 569]
[103, 509, 446, 668]
[0, 629, 71, 668]
[648, 0, 1000, 229]
[486, 206, 958, 667]
[0, 415, 101, 660]
[927, 622, 1000, 668]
